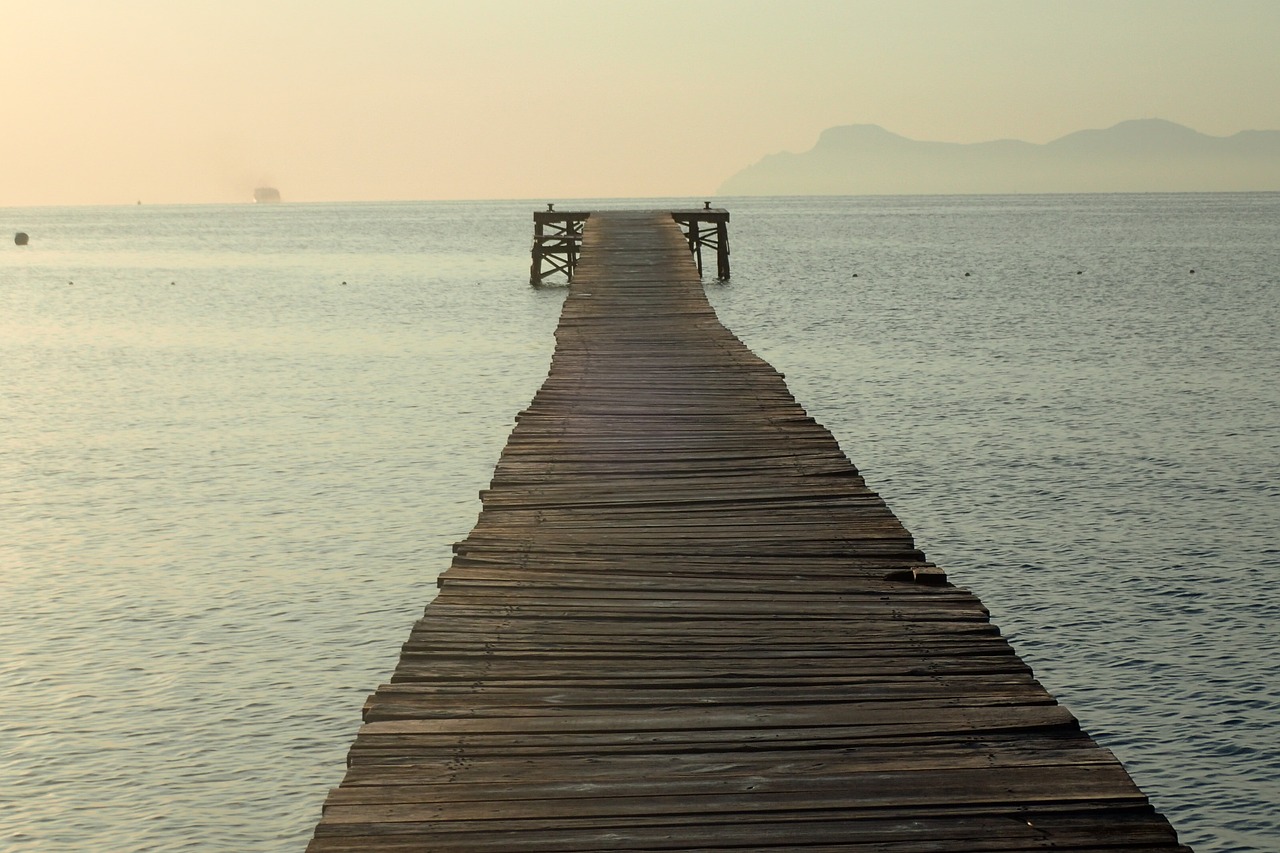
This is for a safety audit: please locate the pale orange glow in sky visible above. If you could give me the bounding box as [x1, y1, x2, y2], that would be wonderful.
[2, 0, 1278, 206]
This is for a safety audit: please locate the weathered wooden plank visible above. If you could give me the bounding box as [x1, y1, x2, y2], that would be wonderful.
[318, 765, 1149, 824]
[334, 734, 1113, 785]
[309, 806, 1185, 852]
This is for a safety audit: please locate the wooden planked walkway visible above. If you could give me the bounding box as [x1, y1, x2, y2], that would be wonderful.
[308, 212, 1190, 851]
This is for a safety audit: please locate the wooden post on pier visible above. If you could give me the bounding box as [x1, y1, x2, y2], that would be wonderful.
[687, 217, 702, 275]
[715, 215, 730, 279]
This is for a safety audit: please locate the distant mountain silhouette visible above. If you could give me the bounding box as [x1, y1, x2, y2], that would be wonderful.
[717, 119, 1280, 195]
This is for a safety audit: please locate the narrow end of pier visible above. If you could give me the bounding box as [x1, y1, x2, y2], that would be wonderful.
[532, 204, 729, 284]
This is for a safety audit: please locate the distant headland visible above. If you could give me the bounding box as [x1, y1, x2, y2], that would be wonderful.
[253, 187, 282, 203]
[717, 119, 1280, 195]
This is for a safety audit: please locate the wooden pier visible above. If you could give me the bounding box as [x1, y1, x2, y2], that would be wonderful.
[308, 211, 1189, 851]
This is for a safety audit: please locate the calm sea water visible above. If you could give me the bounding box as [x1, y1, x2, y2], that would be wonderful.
[1, 195, 1276, 852]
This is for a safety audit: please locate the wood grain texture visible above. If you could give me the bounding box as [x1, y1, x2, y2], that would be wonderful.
[308, 212, 1190, 851]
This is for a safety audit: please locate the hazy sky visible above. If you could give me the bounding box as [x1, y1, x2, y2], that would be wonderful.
[3, 0, 1278, 206]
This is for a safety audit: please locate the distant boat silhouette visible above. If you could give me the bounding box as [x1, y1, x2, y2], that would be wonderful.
[253, 187, 281, 203]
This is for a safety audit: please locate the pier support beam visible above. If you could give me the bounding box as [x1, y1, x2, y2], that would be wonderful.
[672, 205, 730, 280]
[530, 207, 589, 284]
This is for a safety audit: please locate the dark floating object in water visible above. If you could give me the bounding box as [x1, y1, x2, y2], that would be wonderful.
[1190, 269, 1196, 274]
[15, 232, 28, 245]
[1077, 270, 1083, 275]
[964, 272, 971, 276]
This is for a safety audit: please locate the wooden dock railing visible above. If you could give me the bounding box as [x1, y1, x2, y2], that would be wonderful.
[308, 210, 1189, 852]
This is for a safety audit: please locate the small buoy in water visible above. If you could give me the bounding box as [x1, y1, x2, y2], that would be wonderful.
[852, 273, 859, 278]
[1190, 269, 1195, 274]
[964, 272, 971, 277]
[15, 232, 28, 245]
[341, 281, 347, 286]
[1077, 270, 1083, 275]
